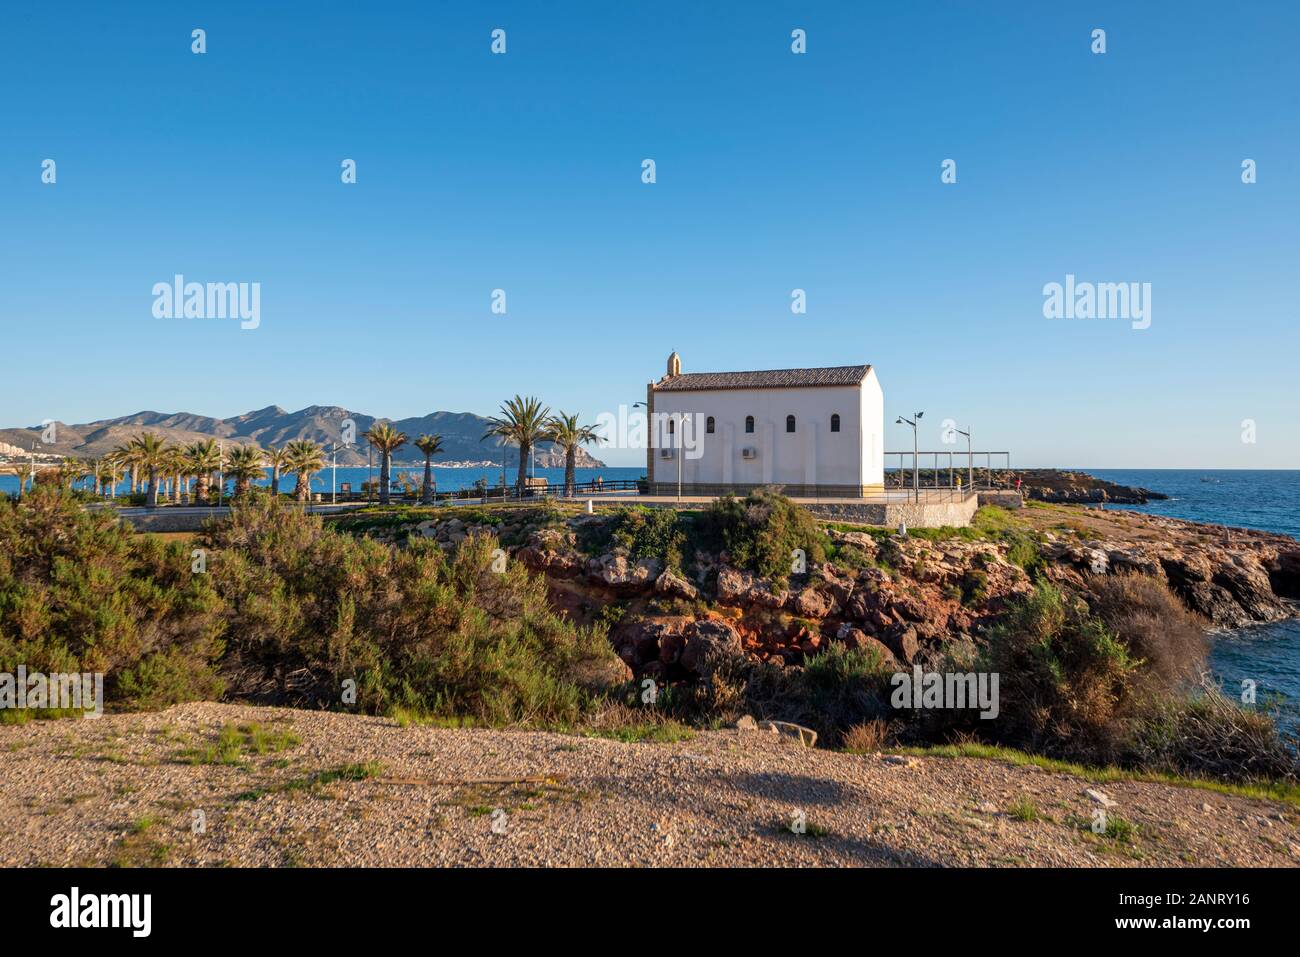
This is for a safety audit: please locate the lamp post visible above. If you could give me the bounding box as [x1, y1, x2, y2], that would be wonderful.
[322, 442, 338, 504]
[28, 441, 40, 498]
[895, 412, 923, 502]
[955, 427, 972, 492]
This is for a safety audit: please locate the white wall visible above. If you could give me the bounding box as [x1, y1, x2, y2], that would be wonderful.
[859, 369, 884, 486]
[652, 383, 880, 488]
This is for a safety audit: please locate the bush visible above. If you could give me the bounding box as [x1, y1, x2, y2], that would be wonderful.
[979, 581, 1139, 761]
[697, 488, 828, 583]
[606, 506, 687, 569]
[665, 643, 896, 746]
[0, 487, 226, 710]
[1127, 682, 1297, 783]
[1085, 572, 1208, 689]
[200, 497, 619, 726]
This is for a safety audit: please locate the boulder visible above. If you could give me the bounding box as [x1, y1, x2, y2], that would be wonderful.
[715, 565, 788, 609]
[793, 585, 836, 619]
[587, 554, 662, 594]
[759, 720, 818, 748]
[835, 624, 900, 668]
[885, 624, 920, 664]
[654, 568, 699, 601]
[610, 616, 692, 669]
[678, 619, 744, 676]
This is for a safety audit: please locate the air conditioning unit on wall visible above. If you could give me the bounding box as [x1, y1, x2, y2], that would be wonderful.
[741, 447, 757, 460]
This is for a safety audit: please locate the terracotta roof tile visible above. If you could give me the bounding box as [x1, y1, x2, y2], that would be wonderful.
[653, 365, 871, 392]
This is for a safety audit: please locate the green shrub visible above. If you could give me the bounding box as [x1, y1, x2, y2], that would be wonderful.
[200, 497, 619, 726]
[696, 488, 829, 583]
[609, 506, 686, 569]
[0, 487, 225, 710]
[979, 582, 1138, 761]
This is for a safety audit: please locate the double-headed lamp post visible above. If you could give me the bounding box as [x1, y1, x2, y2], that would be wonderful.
[895, 412, 924, 502]
[955, 427, 972, 492]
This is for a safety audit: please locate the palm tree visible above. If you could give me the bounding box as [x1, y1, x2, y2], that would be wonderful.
[285, 440, 326, 503]
[414, 434, 444, 505]
[127, 433, 169, 508]
[265, 446, 292, 497]
[364, 423, 408, 505]
[57, 457, 84, 490]
[545, 412, 599, 498]
[159, 446, 184, 504]
[94, 458, 117, 498]
[482, 395, 551, 498]
[224, 445, 265, 498]
[186, 439, 222, 505]
[109, 444, 139, 496]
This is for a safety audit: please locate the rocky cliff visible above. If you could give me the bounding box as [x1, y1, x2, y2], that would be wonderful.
[337, 501, 1300, 687]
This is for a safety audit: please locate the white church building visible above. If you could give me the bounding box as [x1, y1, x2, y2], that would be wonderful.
[645, 353, 885, 497]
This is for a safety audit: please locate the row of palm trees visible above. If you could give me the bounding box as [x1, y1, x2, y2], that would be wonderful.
[23, 399, 600, 507]
[483, 396, 599, 498]
[57, 426, 449, 508]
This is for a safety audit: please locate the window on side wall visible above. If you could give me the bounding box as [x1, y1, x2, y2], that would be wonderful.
[786, 415, 796, 433]
[745, 415, 754, 434]
[830, 413, 840, 433]
[706, 416, 715, 434]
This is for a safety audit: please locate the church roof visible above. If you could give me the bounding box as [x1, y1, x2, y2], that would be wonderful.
[653, 364, 871, 392]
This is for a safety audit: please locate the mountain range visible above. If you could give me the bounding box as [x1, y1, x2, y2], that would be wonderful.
[0, 406, 607, 468]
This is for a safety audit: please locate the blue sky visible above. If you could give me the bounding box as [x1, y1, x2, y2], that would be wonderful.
[2, 0, 1297, 468]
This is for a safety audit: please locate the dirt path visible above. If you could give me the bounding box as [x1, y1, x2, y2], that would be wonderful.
[1, 703, 1295, 867]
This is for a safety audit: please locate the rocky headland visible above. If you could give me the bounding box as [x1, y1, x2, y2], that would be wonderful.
[340, 499, 1300, 687]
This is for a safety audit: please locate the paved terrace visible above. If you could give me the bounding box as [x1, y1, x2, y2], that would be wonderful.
[103, 486, 1016, 531]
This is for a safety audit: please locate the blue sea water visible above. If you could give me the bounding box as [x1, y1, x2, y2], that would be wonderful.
[0, 465, 647, 499]
[1089, 469, 1300, 736]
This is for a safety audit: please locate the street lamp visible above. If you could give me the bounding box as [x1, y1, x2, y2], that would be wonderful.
[895, 412, 924, 502]
[28, 441, 41, 498]
[954, 427, 972, 493]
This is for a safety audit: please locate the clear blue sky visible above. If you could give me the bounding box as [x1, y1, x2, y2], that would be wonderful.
[3, 1, 1297, 468]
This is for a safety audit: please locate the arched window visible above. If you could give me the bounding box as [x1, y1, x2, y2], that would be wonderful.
[744, 415, 755, 434]
[830, 413, 840, 433]
[667, 418, 675, 434]
[706, 416, 715, 434]
[786, 415, 796, 433]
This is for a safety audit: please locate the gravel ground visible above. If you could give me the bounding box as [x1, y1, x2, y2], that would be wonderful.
[1, 702, 1297, 868]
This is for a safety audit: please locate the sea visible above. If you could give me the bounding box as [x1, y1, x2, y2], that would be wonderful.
[4, 465, 1296, 733]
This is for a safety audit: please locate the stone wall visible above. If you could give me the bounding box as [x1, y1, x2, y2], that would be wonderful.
[977, 490, 1024, 509]
[805, 495, 979, 528]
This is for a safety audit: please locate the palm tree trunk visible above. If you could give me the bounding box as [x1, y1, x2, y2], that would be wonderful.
[146, 468, 159, 508]
[565, 446, 576, 497]
[421, 455, 433, 505]
[379, 452, 391, 505]
[517, 443, 529, 499]
[271, 466, 280, 496]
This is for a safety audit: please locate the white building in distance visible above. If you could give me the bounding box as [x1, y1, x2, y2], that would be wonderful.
[646, 352, 885, 497]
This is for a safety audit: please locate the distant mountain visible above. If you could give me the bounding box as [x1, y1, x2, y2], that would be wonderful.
[0, 406, 607, 468]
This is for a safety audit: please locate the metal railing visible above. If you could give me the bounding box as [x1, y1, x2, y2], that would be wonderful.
[885, 451, 1013, 491]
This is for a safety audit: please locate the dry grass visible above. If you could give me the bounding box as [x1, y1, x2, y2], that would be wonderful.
[842, 719, 890, 754]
